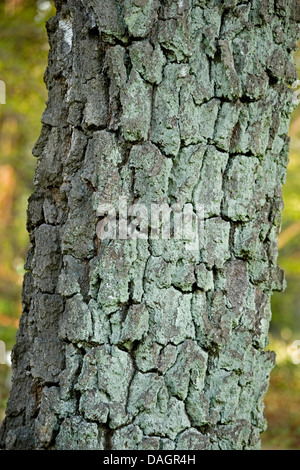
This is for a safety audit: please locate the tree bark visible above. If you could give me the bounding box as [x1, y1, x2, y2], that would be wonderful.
[1, 0, 299, 450]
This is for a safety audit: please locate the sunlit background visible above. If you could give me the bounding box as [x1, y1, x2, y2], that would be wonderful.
[0, 0, 300, 450]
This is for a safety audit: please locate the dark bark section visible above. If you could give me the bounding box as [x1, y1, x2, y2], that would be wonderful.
[1, 0, 299, 450]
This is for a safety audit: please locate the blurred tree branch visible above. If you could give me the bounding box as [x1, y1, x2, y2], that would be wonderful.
[278, 220, 300, 249]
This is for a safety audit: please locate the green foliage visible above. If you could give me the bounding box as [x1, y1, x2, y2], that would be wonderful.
[0, 0, 55, 346]
[271, 47, 300, 341]
[0, 0, 55, 422]
[262, 362, 300, 450]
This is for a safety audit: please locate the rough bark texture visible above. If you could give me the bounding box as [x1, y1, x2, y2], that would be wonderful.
[1, 0, 300, 450]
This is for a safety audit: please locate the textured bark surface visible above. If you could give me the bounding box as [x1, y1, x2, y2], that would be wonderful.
[1, 0, 300, 450]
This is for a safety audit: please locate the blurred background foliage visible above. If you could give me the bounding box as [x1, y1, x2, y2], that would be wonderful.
[0, 0, 299, 450]
[0, 0, 55, 418]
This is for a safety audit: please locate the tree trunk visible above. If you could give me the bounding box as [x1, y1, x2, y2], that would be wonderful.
[1, 0, 299, 451]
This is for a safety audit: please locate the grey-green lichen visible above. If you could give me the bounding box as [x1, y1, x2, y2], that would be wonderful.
[1, 0, 299, 451]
